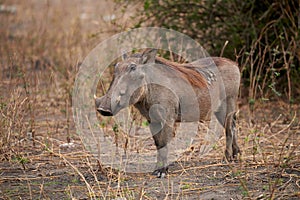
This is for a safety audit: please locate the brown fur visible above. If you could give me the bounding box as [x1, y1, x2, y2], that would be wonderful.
[155, 56, 207, 88]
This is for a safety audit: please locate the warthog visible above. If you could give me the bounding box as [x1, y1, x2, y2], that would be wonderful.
[95, 49, 241, 177]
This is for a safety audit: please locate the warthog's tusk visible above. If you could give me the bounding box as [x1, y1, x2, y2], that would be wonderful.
[116, 95, 121, 103]
[94, 94, 97, 99]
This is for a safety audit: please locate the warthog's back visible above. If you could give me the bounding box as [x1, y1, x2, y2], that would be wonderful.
[156, 56, 240, 98]
[154, 56, 240, 121]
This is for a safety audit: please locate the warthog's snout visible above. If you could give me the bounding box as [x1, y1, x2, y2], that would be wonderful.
[95, 95, 113, 116]
[97, 107, 113, 116]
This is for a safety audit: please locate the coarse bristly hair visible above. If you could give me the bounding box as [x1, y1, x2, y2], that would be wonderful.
[155, 56, 207, 88]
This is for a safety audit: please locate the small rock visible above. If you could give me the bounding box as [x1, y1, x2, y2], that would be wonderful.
[59, 142, 75, 149]
[27, 131, 33, 140]
[0, 4, 17, 14]
[103, 14, 116, 22]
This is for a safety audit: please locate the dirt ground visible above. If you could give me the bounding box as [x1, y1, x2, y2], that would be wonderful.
[1, 103, 299, 200]
[0, 1, 299, 199]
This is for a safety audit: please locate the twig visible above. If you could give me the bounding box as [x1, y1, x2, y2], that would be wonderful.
[220, 40, 228, 57]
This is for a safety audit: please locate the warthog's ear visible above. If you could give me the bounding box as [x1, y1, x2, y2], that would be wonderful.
[141, 48, 157, 64]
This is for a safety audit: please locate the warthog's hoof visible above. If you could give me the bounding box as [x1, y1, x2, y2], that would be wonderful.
[152, 167, 168, 178]
[233, 147, 241, 159]
[225, 148, 242, 162]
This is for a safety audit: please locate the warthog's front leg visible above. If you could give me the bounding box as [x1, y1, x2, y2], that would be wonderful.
[150, 122, 173, 178]
[148, 104, 175, 178]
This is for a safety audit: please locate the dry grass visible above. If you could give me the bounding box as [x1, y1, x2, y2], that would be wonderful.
[0, 0, 299, 199]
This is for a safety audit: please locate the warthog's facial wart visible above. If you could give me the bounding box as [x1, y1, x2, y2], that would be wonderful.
[110, 67, 146, 115]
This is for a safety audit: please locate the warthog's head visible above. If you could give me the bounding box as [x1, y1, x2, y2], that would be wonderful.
[95, 49, 157, 116]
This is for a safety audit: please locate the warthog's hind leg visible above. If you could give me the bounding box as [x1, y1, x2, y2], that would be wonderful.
[225, 112, 241, 161]
[231, 113, 241, 158]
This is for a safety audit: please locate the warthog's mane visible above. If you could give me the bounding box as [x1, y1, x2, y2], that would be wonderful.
[155, 56, 207, 88]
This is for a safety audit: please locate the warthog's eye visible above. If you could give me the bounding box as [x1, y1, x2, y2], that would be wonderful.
[129, 63, 137, 72]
